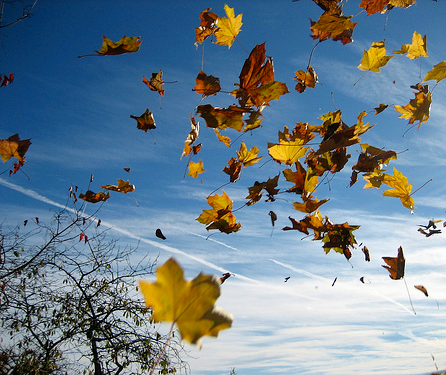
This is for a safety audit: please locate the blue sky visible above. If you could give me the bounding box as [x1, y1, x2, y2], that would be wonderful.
[2, 1, 446, 374]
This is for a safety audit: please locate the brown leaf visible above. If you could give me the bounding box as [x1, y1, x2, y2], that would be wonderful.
[382, 246, 405, 280]
[143, 70, 165, 96]
[130, 109, 156, 132]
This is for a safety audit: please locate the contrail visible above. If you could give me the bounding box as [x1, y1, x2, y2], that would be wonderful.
[0, 178, 258, 281]
[270, 258, 329, 282]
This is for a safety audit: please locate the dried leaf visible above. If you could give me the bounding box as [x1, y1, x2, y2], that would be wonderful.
[130, 109, 156, 132]
[143, 70, 165, 96]
[0, 134, 31, 162]
[382, 246, 405, 280]
[100, 179, 135, 193]
[194, 70, 221, 96]
[79, 190, 110, 203]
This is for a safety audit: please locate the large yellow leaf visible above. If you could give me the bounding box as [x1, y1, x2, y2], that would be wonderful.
[268, 136, 307, 165]
[358, 40, 393, 72]
[214, 4, 242, 48]
[393, 31, 427, 59]
[138, 258, 233, 347]
[423, 61, 446, 83]
[382, 168, 414, 211]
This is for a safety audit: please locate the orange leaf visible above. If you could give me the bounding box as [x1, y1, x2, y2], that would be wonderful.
[79, 35, 141, 57]
[310, 14, 357, 45]
[294, 66, 318, 93]
[394, 83, 431, 128]
[232, 43, 289, 108]
[382, 246, 405, 280]
[414, 285, 428, 297]
[195, 8, 218, 44]
[359, 0, 390, 15]
[79, 190, 110, 203]
[194, 70, 221, 97]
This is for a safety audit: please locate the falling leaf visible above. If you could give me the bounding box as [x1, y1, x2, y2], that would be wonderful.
[123, 167, 131, 173]
[79, 190, 110, 203]
[1, 73, 14, 87]
[382, 246, 405, 280]
[194, 70, 221, 97]
[393, 31, 428, 59]
[236, 142, 262, 167]
[382, 168, 414, 211]
[182, 114, 200, 158]
[294, 66, 318, 93]
[359, 0, 390, 15]
[138, 257, 233, 347]
[156, 228, 166, 240]
[414, 285, 428, 297]
[394, 83, 431, 128]
[214, 129, 231, 147]
[332, 277, 338, 286]
[423, 60, 446, 84]
[268, 139, 308, 165]
[195, 8, 218, 44]
[284, 276, 290, 282]
[292, 198, 329, 214]
[246, 175, 280, 205]
[374, 103, 389, 114]
[362, 246, 370, 262]
[220, 272, 233, 284]
[196, 191, 241, 233]
[188, 160, 205, 178]
[196, 104, 244, 131]
[100, 179, 135, 193]
[310, 14, 357, 45]
[214, 4, 243, 48]
[269, 211, 277, 227]
[223, 157, 242, 183]
[79, 35, 141, 57]
[79, 233, 88, 243]
[358, 40, 393, 73]
[0, 134, 31, 163]
[130, 109, 156, 132]
[232, 43, 289, 108]
[143, 70, 165, 96]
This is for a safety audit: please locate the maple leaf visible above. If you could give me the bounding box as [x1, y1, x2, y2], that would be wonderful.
[306, 148, 350, 176]
[223, 157, 242, 183]
[388, 0, 416, 9]
[195, 8, 218, 44]
[214, 129, 231, 147]
[196, 104, 244, 131]
[363, 169, 385, 189]
[243, 110, 263, 132]
[142, 70, 165, 96]
[232, 43, 289, 108]
[394, 83, 431, 128]
[138, 257, 233, 347]
[79, 35, 141, 57]
[100, 179, 135, 193]
[382, 246, 405, 280]
[292, 198, 329, 213]
[246, 175, 280, 206]
[374, 103, 389, 114]
[188, 160, 205, 178]
[310, 14, 357, 45]
[0, 134, 31, 162]
[423, 60, 446, 83]
[236, 142, 262, 167]
[283, 162, 307, 194]
[322, 221, 360, 259]
[294, 66, 318, 93]
[130, 109, 156, 132]
[393, 31, 428, 59]
[196, 191, 241, 233]
[214, 4, 243, 48]
[282, 216, 310, 234]
[182, 114, 200, 158]
[79, 190, 110, 203]
[359, 0, 390, 15]
[382, 167, 414, 211]
[358, 40, 393, 72]
[194, 70, 221, 97]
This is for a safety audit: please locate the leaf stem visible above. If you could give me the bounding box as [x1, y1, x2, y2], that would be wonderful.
[409, 178, 432, 197]
[149, 322, 174, 375]
[403, 277, 416, 315]
[353, 71, 369, 86]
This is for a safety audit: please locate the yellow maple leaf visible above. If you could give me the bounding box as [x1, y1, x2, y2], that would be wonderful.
[394, 84, 431, 128]
[393, 31, 427, 59]
[423, 60, 446, 83]
[382, 167, 414, 211]
[293, 198, 329, 214]
[188, 160, 205, 178]
[236, 142, 262, 167]
[214, 4, 242, 48]
[196, 191, 241, 233]
[358, 40, 393, 72]
[138, 258, 233, 348]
